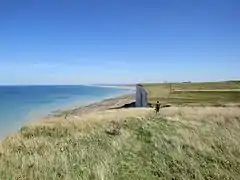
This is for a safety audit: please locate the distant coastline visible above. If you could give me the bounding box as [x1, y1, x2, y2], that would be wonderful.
[86, 84, 135, 89]
[45, 93, 135, 122]
[43, 87, 134, 119]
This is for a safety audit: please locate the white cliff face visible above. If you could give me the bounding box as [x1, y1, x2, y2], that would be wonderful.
[135, 85, 148, 107]
[135, 85, 142, 107]
[141, 86, 148, 107]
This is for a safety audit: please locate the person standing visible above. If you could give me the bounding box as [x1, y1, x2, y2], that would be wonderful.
[155, 101, 160, 113]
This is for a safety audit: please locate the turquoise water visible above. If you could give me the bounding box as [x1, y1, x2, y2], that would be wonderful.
[0, 85, 129, 139]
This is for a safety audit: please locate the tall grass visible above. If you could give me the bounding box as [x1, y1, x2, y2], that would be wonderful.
[0, 107, 240, 179]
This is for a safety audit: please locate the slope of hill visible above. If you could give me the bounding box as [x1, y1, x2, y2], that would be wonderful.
[1, 107, 240, 179]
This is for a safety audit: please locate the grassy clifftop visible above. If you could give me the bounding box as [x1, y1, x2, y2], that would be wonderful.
[143, 81, 240, 106]
[1, 81, 240, 179]
[1, 107, 240, 180]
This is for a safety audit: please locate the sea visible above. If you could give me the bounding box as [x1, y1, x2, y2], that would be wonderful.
[0, 85, 131, 139]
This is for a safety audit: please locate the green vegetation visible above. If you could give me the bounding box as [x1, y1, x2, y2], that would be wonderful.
[143, 81, 240, 106]
[0, 107, 240, 180]
[1, 81, 240, 179]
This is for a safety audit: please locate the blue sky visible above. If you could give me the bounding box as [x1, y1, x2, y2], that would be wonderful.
[0, 0, 239, 84]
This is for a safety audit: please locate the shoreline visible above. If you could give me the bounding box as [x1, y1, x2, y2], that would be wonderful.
[0, 87, 135, 141]
[0, 93, 135, 142]
[42, 93, 135, 122]
[0, 93, 134, 141]
[46, 87, 134, 118]
[27, 88, 134, 120]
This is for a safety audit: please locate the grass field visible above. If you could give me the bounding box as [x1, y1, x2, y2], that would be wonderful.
[0, 81, 240, 179]
[143, 81, 240, 106]
[0, 107, 240, 179]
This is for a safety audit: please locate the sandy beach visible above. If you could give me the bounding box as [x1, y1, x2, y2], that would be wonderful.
[41, 93, 135, 122]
